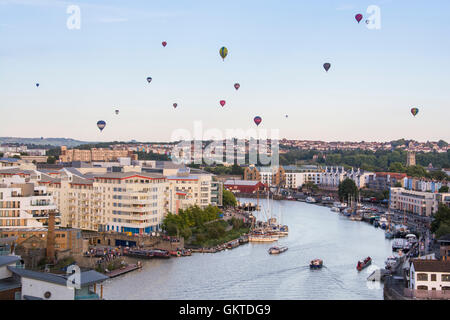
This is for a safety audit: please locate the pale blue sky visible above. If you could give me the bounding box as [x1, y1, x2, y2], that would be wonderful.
[0, 0, 449, 142]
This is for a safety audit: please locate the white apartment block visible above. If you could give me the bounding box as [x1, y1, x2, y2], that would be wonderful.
[166, 170, 212, 214]
[389, 187, 450, 217]
[0, 176, 59, 229]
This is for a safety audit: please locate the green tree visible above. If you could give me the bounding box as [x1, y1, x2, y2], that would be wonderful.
[406, 165, 428, 178]
[439, 186, 449, 193]
[223, 189, 237, 207]
[431, 204, 450, 234]
[47, 156, 56, 164]
[389, 162, 406, 173]
[338, 178, 359, 203]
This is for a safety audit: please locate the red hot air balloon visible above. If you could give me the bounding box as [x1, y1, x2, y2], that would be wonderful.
[220, 100, 226, 107]
[254, 116, 262, 126]
[355, 13, 363, 23]
[162, 41, 167, 47]
[173, 103, 178, 109]
[234, 83, 240, 90]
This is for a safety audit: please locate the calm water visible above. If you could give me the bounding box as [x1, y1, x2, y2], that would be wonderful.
[102, 199, 393, 300]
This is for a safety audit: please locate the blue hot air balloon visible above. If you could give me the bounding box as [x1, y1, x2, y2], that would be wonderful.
[97, 120, 106, 132]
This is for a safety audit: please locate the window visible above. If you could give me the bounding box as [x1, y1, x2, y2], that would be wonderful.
[417, 273, 428, 281]
[442, 274, 450, 282]
[431, 274, 436, 281]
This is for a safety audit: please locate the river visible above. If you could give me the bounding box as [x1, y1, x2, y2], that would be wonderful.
[102, 199, 393, 300]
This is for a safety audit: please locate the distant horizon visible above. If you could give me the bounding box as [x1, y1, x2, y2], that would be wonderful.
[0, 136, 448, 145]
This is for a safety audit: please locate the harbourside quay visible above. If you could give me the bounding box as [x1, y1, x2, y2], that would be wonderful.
[101, 199, 394, 300]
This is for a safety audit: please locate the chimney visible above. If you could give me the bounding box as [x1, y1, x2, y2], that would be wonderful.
[46, 211, 56, 264]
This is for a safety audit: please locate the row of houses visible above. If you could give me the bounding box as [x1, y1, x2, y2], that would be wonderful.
[243, 165, 450, 193]
[244, 165, 372, 190]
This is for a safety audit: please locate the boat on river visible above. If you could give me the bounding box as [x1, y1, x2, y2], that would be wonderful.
[310, 259, 323, 269]
[248, 233, 279, 242]
[356, 256, 372, 271]
[306, 196, 316, 203]
[268, 246, 288, 254]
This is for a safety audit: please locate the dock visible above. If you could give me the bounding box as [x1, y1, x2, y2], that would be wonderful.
[105, 263, 141, 278]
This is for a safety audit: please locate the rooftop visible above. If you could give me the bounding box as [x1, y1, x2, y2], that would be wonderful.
[412, 259, 450, 273]
[224, 180, 262, 186]
[0, 255, 21, 267]
[7, 267, 109, 286]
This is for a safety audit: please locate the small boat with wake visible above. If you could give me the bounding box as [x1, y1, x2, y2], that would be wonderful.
[356, 256, 372, 271]
[310, 259, 323, 269]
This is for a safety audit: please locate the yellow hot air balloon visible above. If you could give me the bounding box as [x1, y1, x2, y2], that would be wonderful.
[219, 46, 228, 61]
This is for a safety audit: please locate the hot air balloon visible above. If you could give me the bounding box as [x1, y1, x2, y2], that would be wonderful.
[411, 107, 419, 117]
[115, 110, 119, 115]
[254, 116, 262, 126]
[285, 114, 288, 118]
[219, 47, 228, 61]
[355, 13, 363, 23]
[323, 63, 331, 72]
[173, 103, 178, 109]
[97, 120, 106, 132]
[36, 83, 40, 87]
[220, 100, 226, 107]
[147, 77, 152, 83]
[234, 83, 240, 90]
[162, 41, 167, 47]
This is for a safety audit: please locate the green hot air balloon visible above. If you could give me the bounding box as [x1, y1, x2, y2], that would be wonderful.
[219, 47, 228, 61]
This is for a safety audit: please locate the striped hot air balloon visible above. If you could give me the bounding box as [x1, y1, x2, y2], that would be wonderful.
[219, 47, 228, 61]
[411, 107, 419, 117]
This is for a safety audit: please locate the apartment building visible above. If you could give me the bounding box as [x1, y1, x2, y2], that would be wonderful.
[389, 187, 450, 217]
[3, 163, 220, 235]
[0, 176, 60, 230]
[59, 146, 137, 163]
[166, 169, 212, 214]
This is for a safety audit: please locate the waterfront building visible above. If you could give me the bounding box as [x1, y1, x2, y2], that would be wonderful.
[224, 180, 266, 194]
[389, 187, 450, 217]
[402, 177, 449, 193]
[244, 165, 322, 189]
[166, 168, 212, 214]
[408, 259, 450, 293]
[0, 228, 82, 254]
[366, 172, 407, 191]
[243, 166, 260, 181]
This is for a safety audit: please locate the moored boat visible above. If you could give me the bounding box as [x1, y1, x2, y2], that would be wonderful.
[310, 259, 323, 269]
[356, 256, 372, 271]
[306, 196, 316, 203]
[268, 246, 288, 254]
[248, 233, 279, 242]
